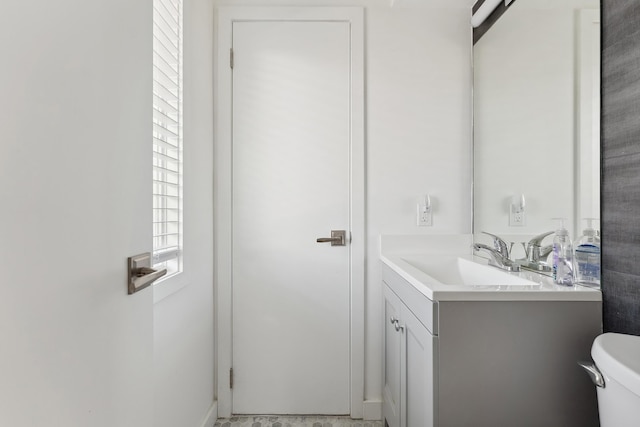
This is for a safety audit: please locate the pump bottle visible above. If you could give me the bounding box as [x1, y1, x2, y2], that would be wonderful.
[575, 218, 601, 287]
[552, 218, 574, 286]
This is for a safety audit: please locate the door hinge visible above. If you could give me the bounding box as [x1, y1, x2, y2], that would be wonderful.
[230, 48, 234, 69]
[230, 367, 234, 389]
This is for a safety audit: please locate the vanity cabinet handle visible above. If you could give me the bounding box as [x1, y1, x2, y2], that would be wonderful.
[390, 316, 405, 332]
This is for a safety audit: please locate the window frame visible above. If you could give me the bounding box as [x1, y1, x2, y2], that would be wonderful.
[152, 0, 185, 297]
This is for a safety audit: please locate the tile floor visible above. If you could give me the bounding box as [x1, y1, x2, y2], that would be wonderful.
[213, 416, 383, 427]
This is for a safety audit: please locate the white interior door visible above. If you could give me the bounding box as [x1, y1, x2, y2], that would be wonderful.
[0, 1, 154, 424]
[232, 20, 351, 415]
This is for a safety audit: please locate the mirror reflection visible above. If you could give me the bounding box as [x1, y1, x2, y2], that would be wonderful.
[473, 0, 600, 251]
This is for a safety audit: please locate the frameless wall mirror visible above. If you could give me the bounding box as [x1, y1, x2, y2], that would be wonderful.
[473, 0, 600, 244]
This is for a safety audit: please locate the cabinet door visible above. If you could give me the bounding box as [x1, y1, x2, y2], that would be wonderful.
[401, 305, 436, 427]
[382, 284, 402, 427]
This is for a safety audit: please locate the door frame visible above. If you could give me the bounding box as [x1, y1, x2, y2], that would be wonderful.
[214, 7, 365, 418]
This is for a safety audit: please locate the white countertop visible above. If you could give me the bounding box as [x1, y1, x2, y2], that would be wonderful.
[381, 252, 602, 302]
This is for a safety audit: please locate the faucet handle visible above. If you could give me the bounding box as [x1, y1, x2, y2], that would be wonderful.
[528, 231, 554, 247]
[481, 231, 510, 258]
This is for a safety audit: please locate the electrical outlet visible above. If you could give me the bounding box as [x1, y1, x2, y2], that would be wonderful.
[417, 204, 433, 227]
[509, 206, 525, 226]
[509, 194, 526, 226]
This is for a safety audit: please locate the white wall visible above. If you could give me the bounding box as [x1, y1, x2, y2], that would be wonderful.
[365, 0, 472, 404]
[212, 0, 473, 410]
[153, 0, 216, 426]
[0, 1, 216, 426]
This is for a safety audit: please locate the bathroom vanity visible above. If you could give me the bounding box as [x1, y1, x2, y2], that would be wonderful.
[381, 251, 601, 427]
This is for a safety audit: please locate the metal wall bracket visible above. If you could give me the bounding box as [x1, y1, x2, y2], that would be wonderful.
[127, 252, 167, 295]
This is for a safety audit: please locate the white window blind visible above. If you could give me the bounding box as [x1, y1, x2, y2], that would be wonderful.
[153, 0, 183, 277]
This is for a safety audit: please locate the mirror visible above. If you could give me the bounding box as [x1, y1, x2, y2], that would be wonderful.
[473, 0, 600, 249]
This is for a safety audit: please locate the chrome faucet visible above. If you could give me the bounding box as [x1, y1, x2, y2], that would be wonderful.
[482, 231, 513, 260]
[524, 231, 554, 262]
[472, 243, 520, 272]
[515, 231, 554, 273]
[482, 231, 513, 259]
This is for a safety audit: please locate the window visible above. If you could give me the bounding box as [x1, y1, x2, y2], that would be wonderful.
[152, 0, 183, 278]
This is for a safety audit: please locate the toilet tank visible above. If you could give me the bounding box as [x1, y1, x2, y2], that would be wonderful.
[592, 333, 640, 427]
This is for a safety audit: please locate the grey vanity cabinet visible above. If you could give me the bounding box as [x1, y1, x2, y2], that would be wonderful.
[382, 284, 402, 427]
[382, 281, 437, 427]
[382, 263, 601, 427]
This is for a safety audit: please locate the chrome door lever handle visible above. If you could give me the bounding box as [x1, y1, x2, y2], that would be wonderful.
[133, 267, 166, 287]
[316, 237, 342, 243]
[316, 230, 346, 246]
[135, 267, 160, 277]
[127, 252, 167, 295]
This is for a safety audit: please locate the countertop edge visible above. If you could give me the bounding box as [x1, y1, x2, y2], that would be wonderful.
[380, 253, 602, 302]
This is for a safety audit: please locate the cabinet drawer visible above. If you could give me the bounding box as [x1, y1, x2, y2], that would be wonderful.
[383, 264, 438, 335]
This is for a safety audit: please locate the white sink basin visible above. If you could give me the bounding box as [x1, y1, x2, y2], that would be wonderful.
[401, 256, 538, 287]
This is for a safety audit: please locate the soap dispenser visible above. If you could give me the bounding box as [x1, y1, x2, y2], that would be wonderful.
[552, 218, 574, 286]
[575, 218, 601, 287]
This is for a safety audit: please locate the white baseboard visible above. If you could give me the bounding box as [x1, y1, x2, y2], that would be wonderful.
[199, 400, 217, 427]
[363, 399, 382, 421]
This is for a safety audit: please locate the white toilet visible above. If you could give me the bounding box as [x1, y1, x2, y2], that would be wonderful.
[581, 333, 640, 427]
